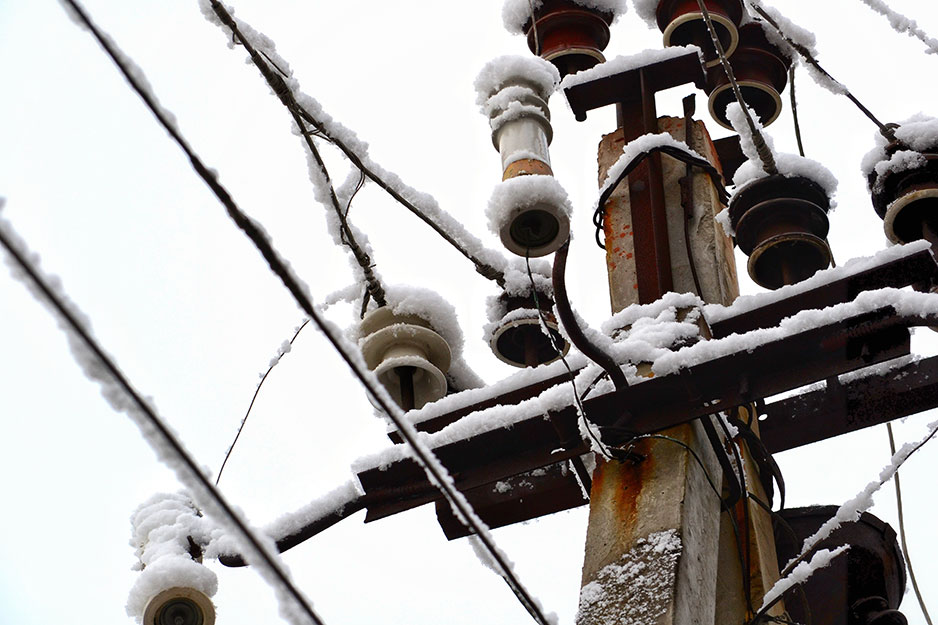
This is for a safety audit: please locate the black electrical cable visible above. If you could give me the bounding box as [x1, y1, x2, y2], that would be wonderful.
[716, 415, 755, 616]
[525, 251, 614, 461]
[0, 219, 329, 625]
[208, 0, 508, 286]
[789, 65, 806, 158]
[60, 3, 554, 622]
[215, 319, 310, 486]
[887, 423, 933, 625]
[594, 145, 728, 249]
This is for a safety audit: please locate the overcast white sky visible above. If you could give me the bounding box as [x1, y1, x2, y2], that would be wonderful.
[1, 1, 937, 624]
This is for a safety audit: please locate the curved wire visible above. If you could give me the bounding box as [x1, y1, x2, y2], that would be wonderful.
[887, 423, 933, 625]
[215, 319, 310, 486]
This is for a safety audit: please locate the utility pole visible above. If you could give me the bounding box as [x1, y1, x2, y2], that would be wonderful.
[567, 56, 783, 624]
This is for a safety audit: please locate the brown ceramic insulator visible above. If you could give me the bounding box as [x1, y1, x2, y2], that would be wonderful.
[490, 291, 570, 367]
[656, 0, 744, 65]
[523, 0, 614, 78]
[729, 174, 832, 289]
[774, 506, 907, 625]
[870, 152, 938, 244]
[706, 22, 791, 129]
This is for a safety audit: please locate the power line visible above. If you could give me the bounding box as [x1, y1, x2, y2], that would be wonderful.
[746, 1, 896, 141]
[0, 214, 328, 625]
[206, 0, 508, 287]
[855, 0, 938, 56]
[696, 0, 778, 175]
[58, 3, 554, 622]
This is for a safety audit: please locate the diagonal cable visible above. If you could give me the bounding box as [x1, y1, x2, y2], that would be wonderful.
[0, 212, 327, 625]
[57, 2, 553, 622]
[746, 0, 897, 141]
[206, 0, 507, 286]
[696, 0, 778, 175]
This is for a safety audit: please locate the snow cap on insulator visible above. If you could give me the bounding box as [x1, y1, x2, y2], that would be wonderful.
[862, 114, 938, 246]
[502, 0, 625, 78]
[357, 286, 462, 411]
[487, 174, 573, 258]
[484, 257, 569, 367]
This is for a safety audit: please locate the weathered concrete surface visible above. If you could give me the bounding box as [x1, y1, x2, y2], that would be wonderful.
[579, 116, 781, 625]
[599, 117, 739, 311]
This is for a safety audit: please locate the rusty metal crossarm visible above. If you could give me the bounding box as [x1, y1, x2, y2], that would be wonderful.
[358, 304, 932, 521]
[218, 303, 938, 562]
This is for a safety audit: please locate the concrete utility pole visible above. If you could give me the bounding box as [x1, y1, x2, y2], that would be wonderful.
[575, 95, 784, 625]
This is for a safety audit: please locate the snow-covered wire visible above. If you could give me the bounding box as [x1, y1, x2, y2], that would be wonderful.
[0, 210, 326, 625]
[886, 423, 933, 625]
[695, 0, 778, 175]
[524, 251, 613, 460]
[57, 3, 554, 622]
[215, 318, 310, 486]
[204, 0, 509, 286]
[780, 418, 938, 580]
[752, 545, 850, 624]
[746, 0, 896, 140]
[855, 0, 938, 56]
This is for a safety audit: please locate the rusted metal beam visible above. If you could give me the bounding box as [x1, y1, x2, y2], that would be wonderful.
[760, 353, 938, 454]
[711, 247, 938, 338]
[358, 306, 917, 521]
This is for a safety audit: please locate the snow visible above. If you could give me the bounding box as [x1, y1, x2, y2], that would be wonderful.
[1, 209, 326, 625]
[484, 257, 555, 341]
[596, 132, 707, 205]
[789, 416, 938, 567]
[576, 529, 682, 625]
[482, 84, 544, 117]
[474, 55, 561, 105]
[629, 0, 659, 29]
[126, 493, 218, 622]
[760, 545, 850, 613]
[202, 0, 511, 279]
[486, 174, 574, 236]
[703, 240, 932, 323]
[489, 101, 552, 132]
[857, 0, 938, 55]
[502, 0, 627, 35]
[559, 46, 703, 90]
[861, 113, 938, 184]
[209, 480, 363, 557]
[659, 286, 938, 376]
[747, 0, 849, 95]
[726, 102, 839, 197]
